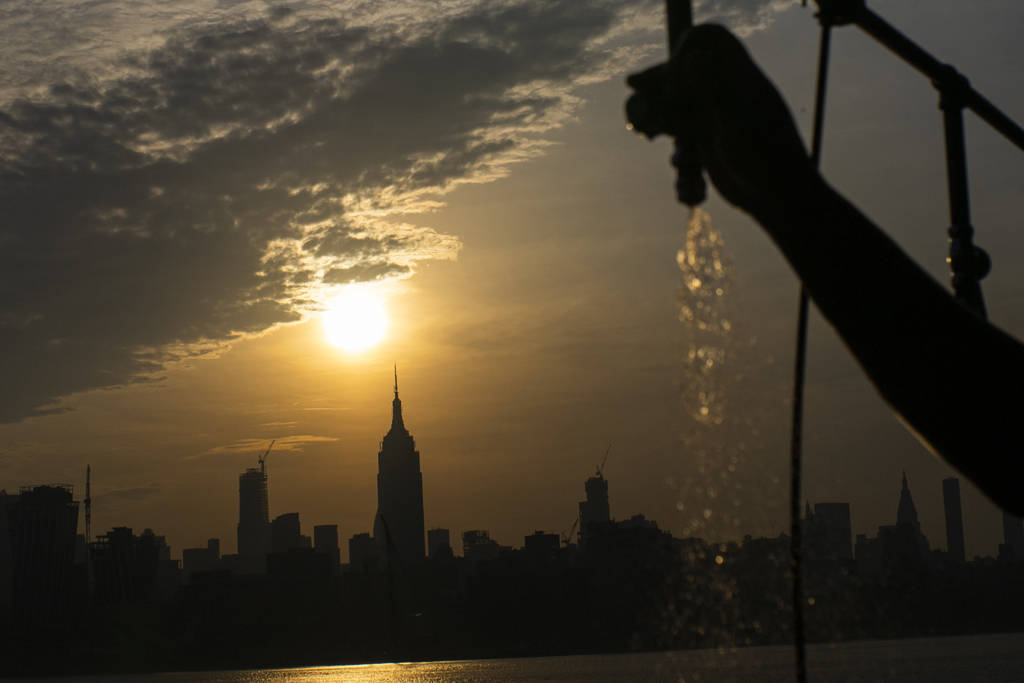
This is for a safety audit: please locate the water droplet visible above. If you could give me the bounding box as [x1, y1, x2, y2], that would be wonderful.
[677, 207, 731, 426]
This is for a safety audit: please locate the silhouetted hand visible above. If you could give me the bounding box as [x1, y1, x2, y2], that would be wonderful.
[627, 24, 816, 221]
[628, 24, 1024, 518]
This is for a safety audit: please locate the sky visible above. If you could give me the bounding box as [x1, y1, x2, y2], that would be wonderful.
[1, 0, 1022, 562]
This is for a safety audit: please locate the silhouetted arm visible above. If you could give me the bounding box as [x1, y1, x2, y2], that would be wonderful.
[629, 25, 1024, 515]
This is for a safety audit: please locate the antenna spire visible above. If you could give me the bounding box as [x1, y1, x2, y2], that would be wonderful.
[389, 366, 406, 433]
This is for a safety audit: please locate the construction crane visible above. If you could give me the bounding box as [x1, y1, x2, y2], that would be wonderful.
[258, 440, 275, 474]
[561, 516, 579, 547]
[596, 443, 611, 478]
[84, 464, 92, 542]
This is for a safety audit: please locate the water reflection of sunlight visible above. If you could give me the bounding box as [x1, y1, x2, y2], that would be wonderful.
[192, 652, 689, 682]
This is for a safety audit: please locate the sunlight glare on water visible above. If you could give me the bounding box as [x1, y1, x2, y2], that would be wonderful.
[39, 635, 1024, 682]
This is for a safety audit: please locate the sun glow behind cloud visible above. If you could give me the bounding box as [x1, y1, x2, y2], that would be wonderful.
[0, 0, 798, 421]
[322, 286, 390, 353]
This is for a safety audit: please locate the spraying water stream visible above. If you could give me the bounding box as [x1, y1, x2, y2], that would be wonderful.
[677, 207, 732, 427]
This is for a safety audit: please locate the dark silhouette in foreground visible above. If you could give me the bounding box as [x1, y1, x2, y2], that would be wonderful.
[627, 24, 1024, 517]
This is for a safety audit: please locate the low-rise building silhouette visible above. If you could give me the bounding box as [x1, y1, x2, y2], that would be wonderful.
[523, 530, 559, 564]
[271, 513, 302, 553]
[804, 502, 853, 562]
[427, 528, 453, 560]
[182, 538, 221, 582]
[463, 529, 501, 563]
[313, 524, 340, 575]
[348, 531, 379, 572]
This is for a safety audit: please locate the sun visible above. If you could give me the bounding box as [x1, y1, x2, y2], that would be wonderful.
[322, 286, 389, 352]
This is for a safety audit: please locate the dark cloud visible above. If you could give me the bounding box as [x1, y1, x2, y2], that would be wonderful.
[0, 0, 632, 422]
[324, 262, 410, 284]
[95, 485, 160, 503]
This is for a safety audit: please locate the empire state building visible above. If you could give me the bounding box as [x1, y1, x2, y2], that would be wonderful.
[373, 368, 425, 567]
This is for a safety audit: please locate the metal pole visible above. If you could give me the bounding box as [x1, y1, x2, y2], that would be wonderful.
[941, 93, 988, 317]
[813, 0, 1004, 312]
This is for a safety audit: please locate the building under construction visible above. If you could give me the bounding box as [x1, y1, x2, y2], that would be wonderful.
[237, 442, 273, 573]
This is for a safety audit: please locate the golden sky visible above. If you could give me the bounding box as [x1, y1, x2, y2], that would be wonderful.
[1, 0, 1023, 560]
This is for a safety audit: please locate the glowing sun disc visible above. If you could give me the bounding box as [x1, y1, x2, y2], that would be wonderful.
[323, 288, 389, 352]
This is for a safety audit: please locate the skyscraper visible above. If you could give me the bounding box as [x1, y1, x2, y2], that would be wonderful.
[237, 464, 270, 570]
[373, 368, 425, 568]
[897, 470, 919, 528]
[1002, 512, 1024, 560]
[2, 485, 79, 626]
[578, 469, 610, 542]
[942, 477, 966, 563]
[878, 472, 931, 577]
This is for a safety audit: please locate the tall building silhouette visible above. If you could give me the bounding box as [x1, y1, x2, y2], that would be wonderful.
[237, 464, 270, 570]
[804, 502, 853, 561]
[897, 470, 919, 528]
[578, 469, 610, 542]
[942, 477, 966, 563]
[877, 472, 931, 578]
[373, 368, 425, 568]
[1, 485, 80, 627]
[1001, 512, 1024, 561]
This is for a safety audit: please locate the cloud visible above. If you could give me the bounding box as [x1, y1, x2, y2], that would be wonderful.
[0, 0, 645, 422]
[695, 0, 795, 36]
[0, 0, 794, 423]
[196, 434, 340, 458]
[95, 485, 160, 503]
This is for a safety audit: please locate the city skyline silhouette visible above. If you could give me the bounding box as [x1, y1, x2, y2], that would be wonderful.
[5, 388, 1024, 676]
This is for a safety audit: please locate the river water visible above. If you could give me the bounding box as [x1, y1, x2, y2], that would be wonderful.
[17, 633, 1024, 682]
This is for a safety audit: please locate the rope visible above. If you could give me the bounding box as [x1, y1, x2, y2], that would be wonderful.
[790, 18, 833, 683]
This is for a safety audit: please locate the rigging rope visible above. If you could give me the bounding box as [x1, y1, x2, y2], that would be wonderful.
[790, 15, 834, 683]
